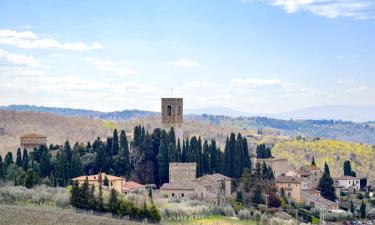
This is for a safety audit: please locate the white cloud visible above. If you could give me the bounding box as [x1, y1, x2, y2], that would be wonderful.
[0, 29, 102, 51]
[0, 49, 40, 66]
[230, 78, 285, 87]
[241, 0, 375, 19]
[168, 59, 200, 67]
[85, 58, 138, 76]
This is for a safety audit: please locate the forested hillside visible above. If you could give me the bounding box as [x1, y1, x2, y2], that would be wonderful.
[272, 139, 375, 182]
[0, 105, 157, 120]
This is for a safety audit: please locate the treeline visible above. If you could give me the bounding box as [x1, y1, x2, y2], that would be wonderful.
[0, 125, 252, 188]
[70, 178, 160, 222]
[256, 143, 272, 159]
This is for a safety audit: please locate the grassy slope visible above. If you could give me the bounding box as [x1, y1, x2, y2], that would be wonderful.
[272, 139, 375, 182]
[0, 204, 143, 225]
[0, 205, 255, 225]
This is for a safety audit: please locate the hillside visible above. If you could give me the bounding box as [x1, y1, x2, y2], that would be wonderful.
[272, 138, 375, 182]
[0, 105, 157, 120]
[0, 205, 143, 225]
[0, 110, 258, 155]
[3, 105, 375, 145]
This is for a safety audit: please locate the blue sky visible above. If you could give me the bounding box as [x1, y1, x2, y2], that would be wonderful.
[0, 0, 374, 113]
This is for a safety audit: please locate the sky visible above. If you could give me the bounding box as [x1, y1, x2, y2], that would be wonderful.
[0, 0, 375, 113]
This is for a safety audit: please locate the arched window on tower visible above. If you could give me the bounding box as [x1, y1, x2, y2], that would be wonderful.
[167, 105, 172, 116]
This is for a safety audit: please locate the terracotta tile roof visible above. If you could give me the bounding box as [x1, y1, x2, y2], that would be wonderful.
[72, 173, 124, 182]
[334, 176, 360, 181]
[296, 167, 312, 176]
[123, 181, 144, 191]
[160, 182, 196, 190]
[21, 133, 46, 138]
[276, 176, 302, 184]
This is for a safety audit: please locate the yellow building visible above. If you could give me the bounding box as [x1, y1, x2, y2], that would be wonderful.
[72, 173, 125, 193]
[275, 176, 311, 203]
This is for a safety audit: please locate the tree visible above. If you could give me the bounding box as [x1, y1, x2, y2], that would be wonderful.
[318, 163, 336, 201]
[24, 169, 38, 188]
[16, 148, 22, 168]
[252, 184, 264, 205]
[268, 192, 281, 208]
[22, 149, 29, 171]
[70, 153, 83, 178]
[311, 156, 316, 166]
[350, 201, 355, 214]
[360, 200, 366, 219]
[108, 188, 119, 213]
[112, 129, 119, 155]
[157, 130, 169, 186]
[70, 180, 80, 208]
[103, 175, 109, 186]
[97, 184, 104, 211]
[4, 152, 13, 168]
[115, 130, 130, 177]
[0, 156, 4, 179]
[40, 151, 52, 177]
[343, 160, 356, 177]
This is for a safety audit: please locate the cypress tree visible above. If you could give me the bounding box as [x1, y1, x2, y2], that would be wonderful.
[318, 163, 336, 201]
[202, 140, 210, 175]
[22, 149, 29, 171]
[70, 180, 80, 208]
[70, 152, 83, 178]
[157, 130, 169, 186]
[40, 151, 52, 177]
[360, 200, 366, 219]
[112, 129, 119, 155]
[0, 156, 4, 179]
[117, 130, 130, 177]
[16, 148, 22, 168]
[176, 139, 182, 162]
[311, 156, 316, 166]
[97, 184, 104, 211]
[4, 152, 13, 168]
[343, 160, 356, 177]
[108, 188, 119, 213]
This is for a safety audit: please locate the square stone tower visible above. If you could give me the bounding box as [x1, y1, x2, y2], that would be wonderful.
[161, 98, 183, 125]
[169, 163, 196, 183]
[161, 98, 184, 140]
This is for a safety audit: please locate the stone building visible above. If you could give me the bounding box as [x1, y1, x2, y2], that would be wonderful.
[72, 173, 144, 195]
[301, 190, 339, 211]
[20, 133, 47, 150]
[161, 97, 184, 139]
[161, 98, 183, 125]
[256, 158, 291, 177]
[159, 163, 231, 205]
[275, 176, 312, 203]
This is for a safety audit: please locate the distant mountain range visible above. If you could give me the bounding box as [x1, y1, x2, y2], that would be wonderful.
[2, 104, 375, 122]
[186, 105, 375, 122]
[0, 105, 157, 120]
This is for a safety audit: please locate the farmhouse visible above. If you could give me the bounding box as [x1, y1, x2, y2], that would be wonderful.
[301, 190, 339, 211]
[333, 176, 360, 191]
[72, 173, 144, 194]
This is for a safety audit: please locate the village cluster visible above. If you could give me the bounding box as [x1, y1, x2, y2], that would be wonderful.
[9, 97, 374, 224]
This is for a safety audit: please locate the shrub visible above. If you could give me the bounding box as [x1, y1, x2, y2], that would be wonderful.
[223, 206, 235, 217]
[238, 209, 251, 220]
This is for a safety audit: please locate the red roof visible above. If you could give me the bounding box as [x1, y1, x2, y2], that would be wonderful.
[123, 181, 144, 191]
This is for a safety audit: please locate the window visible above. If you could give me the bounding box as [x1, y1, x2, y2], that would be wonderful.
[110, 181, 113, 187]
[181, 193, 184, 197]
[167, 105, 172, 116]
[172, 193, 175, 197]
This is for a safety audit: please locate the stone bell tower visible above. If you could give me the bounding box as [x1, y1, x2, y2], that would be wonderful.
[161, 98, 184, 139]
